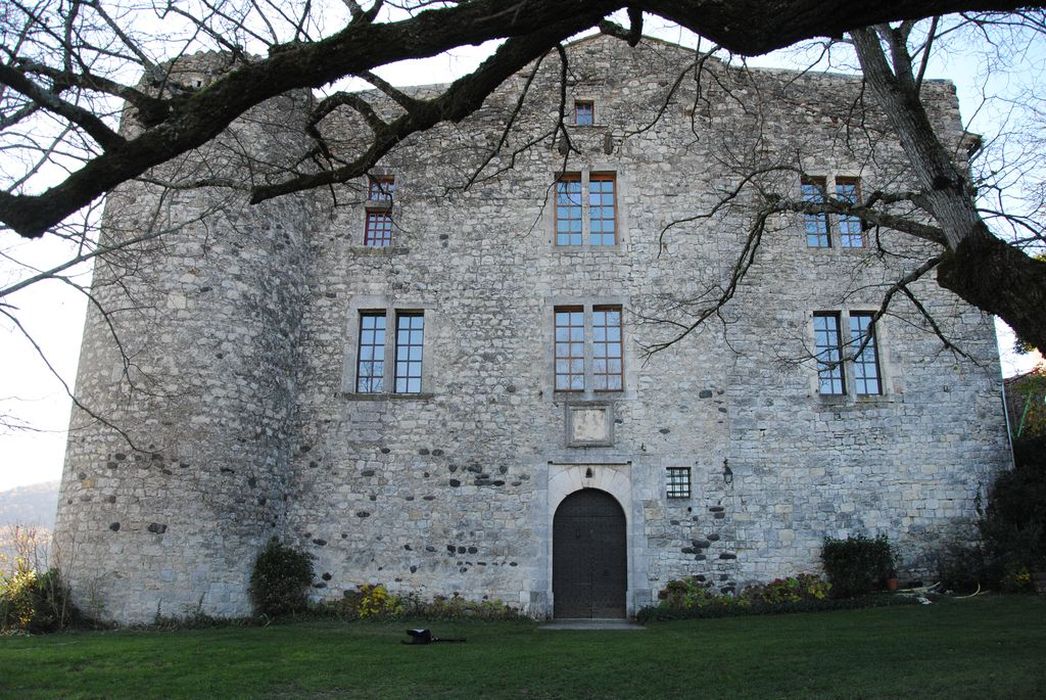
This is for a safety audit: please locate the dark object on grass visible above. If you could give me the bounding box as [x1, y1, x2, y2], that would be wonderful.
[402, 628, 466, 644]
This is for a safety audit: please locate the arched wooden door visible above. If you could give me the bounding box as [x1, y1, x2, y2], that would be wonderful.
[552, 488, 627, 618]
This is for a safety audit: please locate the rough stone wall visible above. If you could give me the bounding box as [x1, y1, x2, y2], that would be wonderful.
[54, 55, 317, 622]
[287, 35, 1009, 615]
[56, 35, 1010, 622]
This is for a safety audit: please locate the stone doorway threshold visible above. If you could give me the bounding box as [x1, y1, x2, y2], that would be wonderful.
[540, 619, 644, 630]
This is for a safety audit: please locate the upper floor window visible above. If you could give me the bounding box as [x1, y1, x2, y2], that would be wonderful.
[589, 175, 616, 246]
[849, 312, 881, 395]
[835, 177, 864, 248]
[364, 175, 395, 247]
[395, 313, 425, 394]
[802, 175, 865, 248]
[555, 304, 624, 392]
[368, 175, 396, 203]
[365, 212, 393, 247]
[554, 306, 585, 390]
[555, 175, 583, 246]
[353, 309, 425, 394]
[554, 172, 617, 247]
[356, 312, 387, 393]
[575, 100, 594, 126]
[813, 312, 844, 394]
[813, 310, 881, 396]
[802, 177, 830, 248]
[591, 305, 623, 391]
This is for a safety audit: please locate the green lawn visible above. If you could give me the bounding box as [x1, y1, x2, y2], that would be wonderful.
[1, 596, 1044, 699]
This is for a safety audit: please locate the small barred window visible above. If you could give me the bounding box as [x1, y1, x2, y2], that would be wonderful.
[667, 468, 691, 499]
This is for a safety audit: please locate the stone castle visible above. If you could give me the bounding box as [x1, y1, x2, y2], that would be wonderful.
[55, 35, 1010, 622]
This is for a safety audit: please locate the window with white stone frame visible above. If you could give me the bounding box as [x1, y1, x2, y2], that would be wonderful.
[801, 174, 866, 248]
[554, 304, 624, 392]
[813, 310, 882, 396]
[554, 171, 617, 246]
[351, 308, 427, 395]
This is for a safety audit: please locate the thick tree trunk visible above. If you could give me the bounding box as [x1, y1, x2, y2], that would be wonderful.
[938, 227, 1046, 352]
[852, 27, 1046, 353]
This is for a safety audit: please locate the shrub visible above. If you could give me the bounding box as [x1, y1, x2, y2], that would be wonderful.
[353, 583, 403, 619]
[936, 539, 991, 594]
[979, 437, 1046, 580]
[401, 592, 525, 621]
[1, 562, 37, 631]
[637, 592, 915, 623]
[1, 564, 81, 633]
[739, 574, 831, 605]
[639, 573, 898, 623]
[1, 524, 83, 633]
[249, 538, 314, 617]
[657, 576, 728, 610]
[820, 535, 894, 598]
[318, 587, 524, 621]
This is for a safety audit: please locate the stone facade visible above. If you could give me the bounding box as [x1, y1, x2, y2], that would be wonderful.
[55, 35, 1010, 623]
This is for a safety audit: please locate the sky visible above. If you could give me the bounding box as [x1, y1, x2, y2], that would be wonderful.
[0, 12, 1043, 492]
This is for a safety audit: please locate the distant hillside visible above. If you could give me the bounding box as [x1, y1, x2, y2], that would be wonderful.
[0, 480, 59, 529]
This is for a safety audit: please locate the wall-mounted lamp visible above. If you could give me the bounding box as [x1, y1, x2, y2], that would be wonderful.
[723, 458, 733, 485]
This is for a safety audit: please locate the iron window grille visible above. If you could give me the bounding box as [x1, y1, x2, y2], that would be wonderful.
[667, 468, 691, 499]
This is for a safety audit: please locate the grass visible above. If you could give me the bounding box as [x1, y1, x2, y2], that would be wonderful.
[1, 596, 1044, 698]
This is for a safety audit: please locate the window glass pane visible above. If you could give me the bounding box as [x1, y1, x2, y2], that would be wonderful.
[575, 101, 594, 126]
[356, 312, 386, 393]
[394, 313, 424, 394]
[592, 306, 623, 392]
[556, 177, 583, 245]
[850, 312, 881, 395]
[590, 175, 616, 246]
[836, 178, 864, 247]
[368, 176, 395, 202]
[365, 211, 393, 247]
[802, 177, 830, 248]
[554, 307, 585, 390]
[814, 312, 844, 395]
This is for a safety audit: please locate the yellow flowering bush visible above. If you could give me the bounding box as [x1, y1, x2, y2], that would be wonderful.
[355, 584, 403, 619]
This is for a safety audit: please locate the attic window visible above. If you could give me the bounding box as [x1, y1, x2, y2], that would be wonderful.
[575, 100, 594, 126]
[368, 175, 395, 203]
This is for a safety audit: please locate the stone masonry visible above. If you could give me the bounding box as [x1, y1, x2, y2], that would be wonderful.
[55, 35, 1011, 622]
